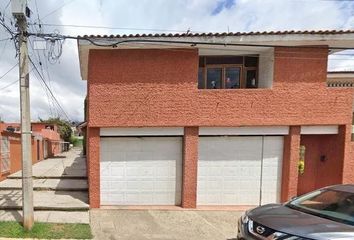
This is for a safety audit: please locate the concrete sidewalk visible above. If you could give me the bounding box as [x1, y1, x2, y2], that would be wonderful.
[0, 148, 89, 224]
[91, 209, 241, 240]
[8, 149, 87, 179]
[0, 190, 89, 210]
[0, 210, 89, 224]
[0, 179, 88, 191]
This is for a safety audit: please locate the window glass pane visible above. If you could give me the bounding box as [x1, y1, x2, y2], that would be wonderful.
[225, 67, 240, 89]
[207, 68, 222, 89]
[198, 68, 205, 89]
[289, 190, 354, 225]
[246, 70, 257, 88]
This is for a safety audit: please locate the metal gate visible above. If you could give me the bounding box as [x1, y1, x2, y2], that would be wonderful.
[0, 136, 10, 173]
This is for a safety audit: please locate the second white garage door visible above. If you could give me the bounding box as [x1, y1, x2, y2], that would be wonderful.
[198, 136, 283, 206]
[100, 137, 182, 205]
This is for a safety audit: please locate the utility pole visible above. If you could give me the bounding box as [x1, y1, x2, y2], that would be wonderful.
[12, 0, 34, 230]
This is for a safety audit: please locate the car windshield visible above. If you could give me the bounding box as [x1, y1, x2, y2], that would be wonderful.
[287, 189, 354, 225]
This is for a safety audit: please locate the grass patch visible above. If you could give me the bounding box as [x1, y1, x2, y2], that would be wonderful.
[0, 221, 92, 239]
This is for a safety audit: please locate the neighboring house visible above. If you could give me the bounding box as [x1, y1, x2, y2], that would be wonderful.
[327, 71, 354, 87]
[78, 30, 354, 209]
[327, 72, 354, 139]
[0, 122, 63, 181]
[31, 122, 63, 157]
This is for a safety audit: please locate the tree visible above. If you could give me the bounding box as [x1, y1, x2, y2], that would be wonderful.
[40, 117, 72, 142]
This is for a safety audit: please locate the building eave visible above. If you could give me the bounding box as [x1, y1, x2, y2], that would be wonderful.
[78, 30, 354, 80]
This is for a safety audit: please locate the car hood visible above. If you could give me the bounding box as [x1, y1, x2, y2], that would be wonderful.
[248, 204, 354, 240]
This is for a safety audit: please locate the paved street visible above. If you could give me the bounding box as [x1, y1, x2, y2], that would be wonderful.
[91, 209, 242, 240]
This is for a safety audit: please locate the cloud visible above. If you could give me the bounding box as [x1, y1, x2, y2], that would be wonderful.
[212, 0, 236, 15]
[0, 0, 353, 122]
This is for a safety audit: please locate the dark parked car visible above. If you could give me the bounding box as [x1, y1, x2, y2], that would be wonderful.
[237, 184, 354, 239]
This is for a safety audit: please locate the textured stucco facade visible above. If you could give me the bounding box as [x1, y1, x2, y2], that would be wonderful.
[85, 46, 354, 208]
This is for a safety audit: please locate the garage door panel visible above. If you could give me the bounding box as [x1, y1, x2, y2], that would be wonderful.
[198, 194, 220, 204]
[154, 180, 177, 190]
[198, 180, 222, 190]
[100, 162, 111, 176]
[100, 137, 182, 205]
[126, 166, 154, 177]
[125, 181, 153, 190]
[198, 166, 224, 176]
[109, 180, 125, 189]
[197, 136, 283, 206]
[261, 136, 283, 205]
[101, 180, 111, 191]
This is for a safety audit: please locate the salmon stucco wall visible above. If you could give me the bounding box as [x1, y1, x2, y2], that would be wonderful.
[87, 47, 353, 128]
[85, 46, 354, 207]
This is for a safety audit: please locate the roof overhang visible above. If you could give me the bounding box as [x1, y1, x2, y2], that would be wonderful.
[78, 31, 354, 80]
[327, 72, 354, 79]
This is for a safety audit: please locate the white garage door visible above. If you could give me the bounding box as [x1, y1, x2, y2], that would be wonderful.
[197, 136, 283, 206]
[100, 137, 182, 205]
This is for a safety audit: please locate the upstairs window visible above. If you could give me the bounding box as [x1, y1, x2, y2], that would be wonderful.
[198, 56, 258, 89]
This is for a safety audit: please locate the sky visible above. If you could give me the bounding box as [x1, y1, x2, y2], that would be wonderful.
[0, 0, 353, 122]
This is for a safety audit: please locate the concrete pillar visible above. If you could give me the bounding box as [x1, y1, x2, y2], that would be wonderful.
[281, 126, 301, 202]
[88, 127, 100, 208]
[181, 127, 199, 208]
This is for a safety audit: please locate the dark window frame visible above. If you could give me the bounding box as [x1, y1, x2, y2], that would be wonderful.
[198, 56, 258, 89]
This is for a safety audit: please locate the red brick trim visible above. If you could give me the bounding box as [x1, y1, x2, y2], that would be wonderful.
[340, 125, 354, 183]
[281, 126, 300, 202]
[181, 127, 199, 208]
[88, 127, 100, 208]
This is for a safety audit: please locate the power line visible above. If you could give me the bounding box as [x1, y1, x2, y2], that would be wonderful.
[0, 38, 10, 63]
[0, 79, 18, 91]
[27, 3, 62, 118]
[28, 37, 55, 117]
[2, 0, 10, 12]
[33, 0, 42, 32]
[30, 64, 69, 121]
[29, 23, 199, 33]
[1, 0, 11, 22]
[0, 20, 14, 36]
[0, 38, 11, 41]
[0, 63, 18, 81]
[29, 57, 71, 122]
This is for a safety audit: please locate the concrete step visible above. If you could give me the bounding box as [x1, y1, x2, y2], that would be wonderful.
[7, 175, 87, 180]
[0, 190, 89, 211]
[0, 179, 88, 191]
[8, 165, 87, 179]
[0, 210, 89, 224]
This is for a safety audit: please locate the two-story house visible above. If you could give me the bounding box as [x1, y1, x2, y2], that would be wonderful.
[78, 30, 354, 209]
